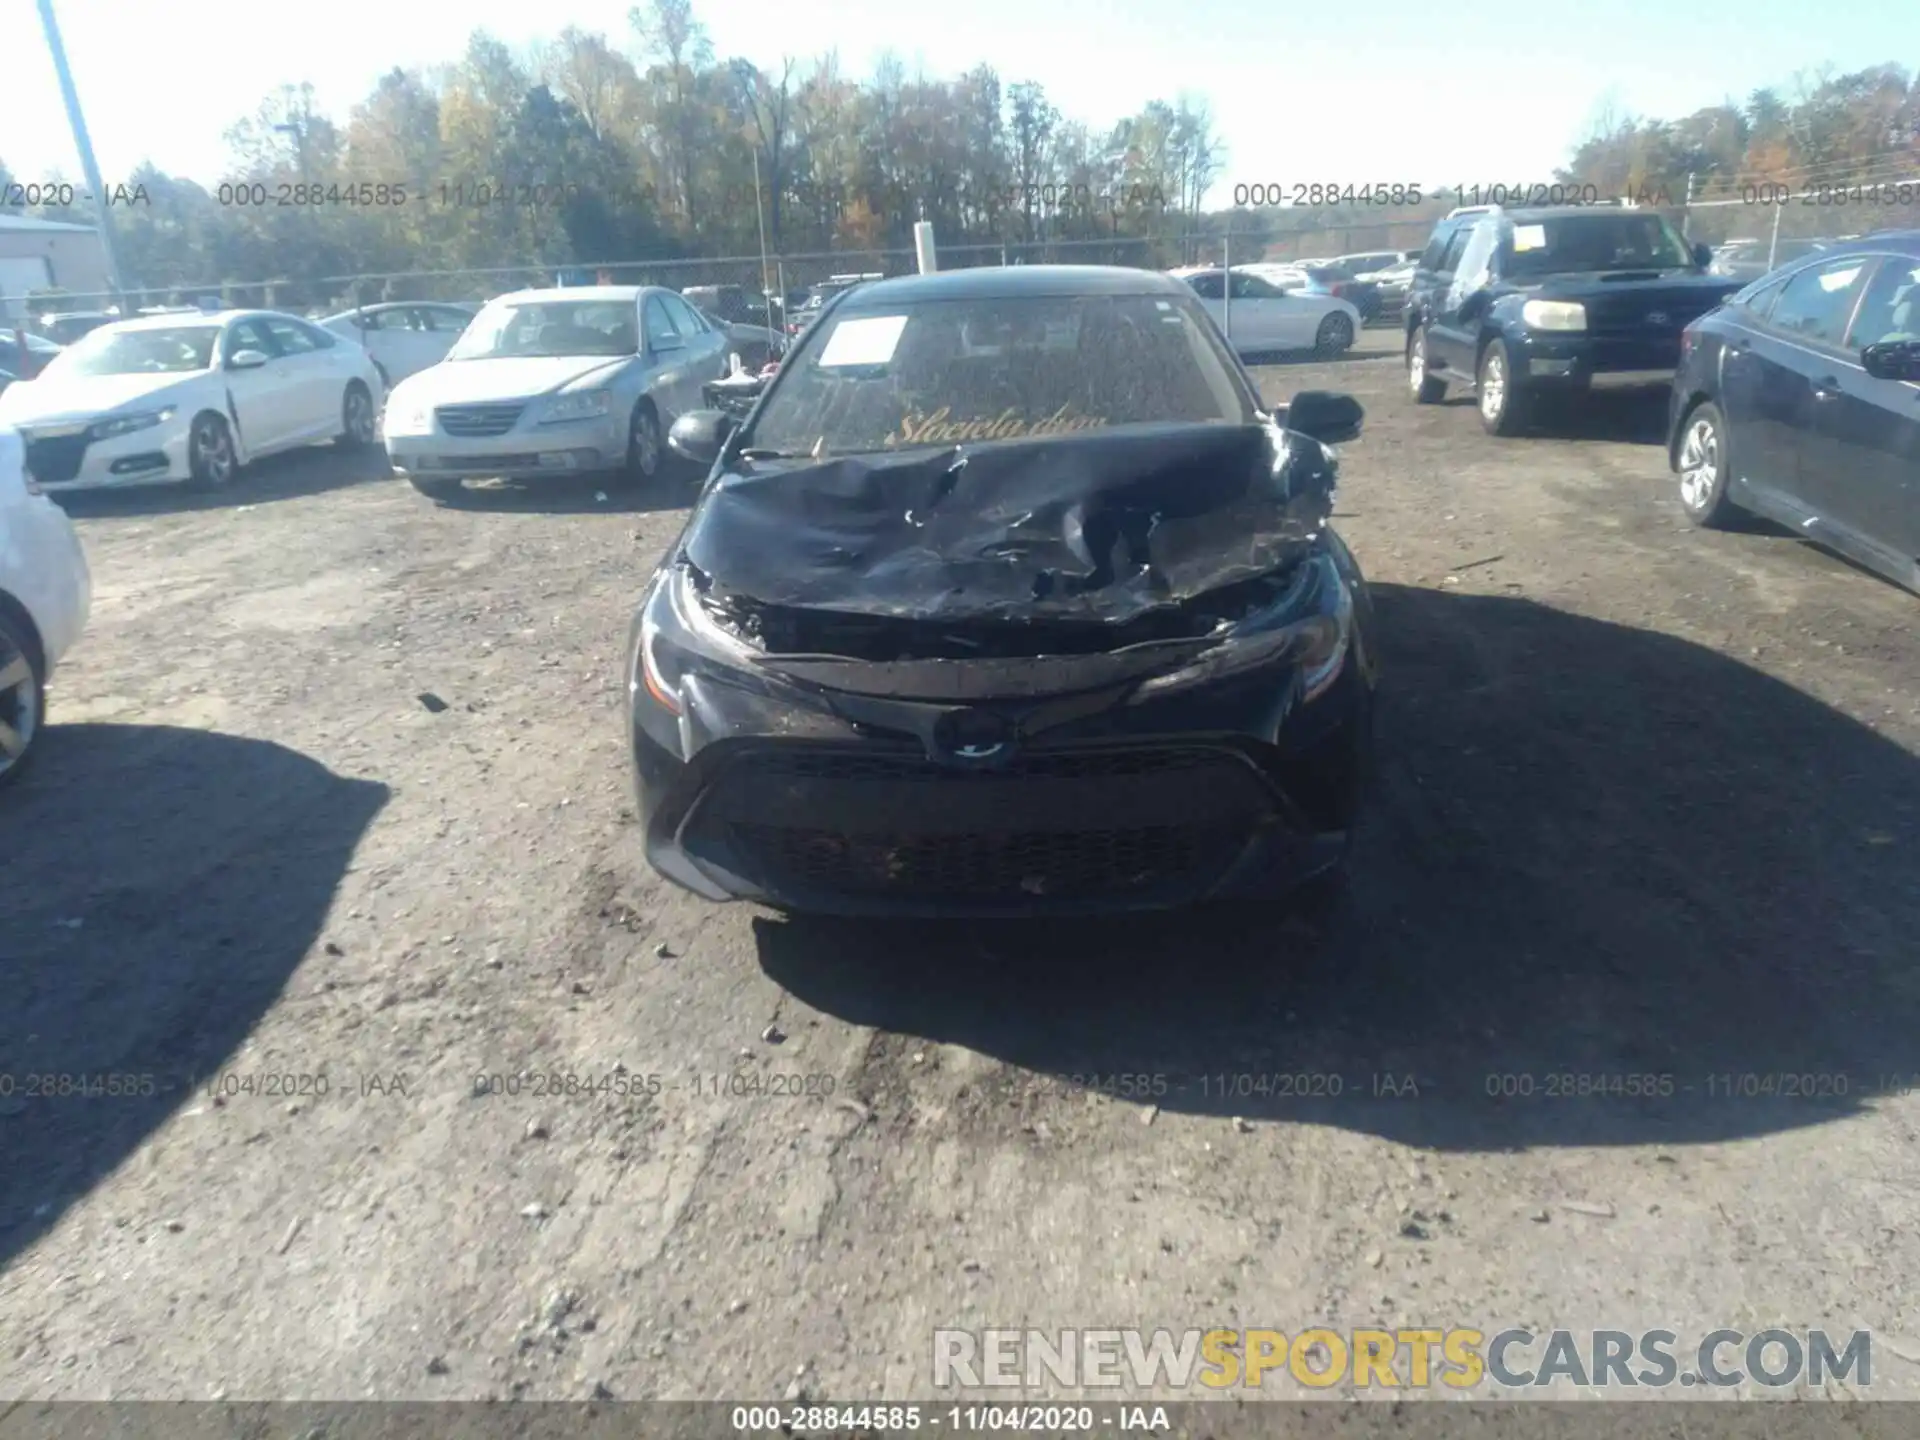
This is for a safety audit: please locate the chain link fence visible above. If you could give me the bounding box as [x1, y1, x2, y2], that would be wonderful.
[1679, 175, 1920, 278]
[15, 235, 1169, 321]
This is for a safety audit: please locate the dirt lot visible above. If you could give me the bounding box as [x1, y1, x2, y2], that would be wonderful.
[4, 344, 1919, 1405]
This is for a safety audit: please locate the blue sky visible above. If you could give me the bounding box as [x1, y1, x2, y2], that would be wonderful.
[1, 0, 1913, 202]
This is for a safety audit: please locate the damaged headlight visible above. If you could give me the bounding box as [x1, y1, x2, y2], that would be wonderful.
[632, 564, 764, 718]
[1131, 558, 1351, 702]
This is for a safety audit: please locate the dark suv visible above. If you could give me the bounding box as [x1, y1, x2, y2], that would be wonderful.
[1403, 205, 1741, 434]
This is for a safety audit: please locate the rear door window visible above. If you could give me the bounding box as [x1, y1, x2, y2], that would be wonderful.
[1766, 257, 1870, 349]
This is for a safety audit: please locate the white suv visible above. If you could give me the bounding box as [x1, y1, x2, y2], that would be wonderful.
[0, 422, 92, 786]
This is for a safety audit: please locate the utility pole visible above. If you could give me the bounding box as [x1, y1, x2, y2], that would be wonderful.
[36, 0, 129, 309]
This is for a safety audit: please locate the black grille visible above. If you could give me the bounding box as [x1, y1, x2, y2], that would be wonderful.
[728, 822, 1245, 901]
[689, 743, 1273, 905]
[25, 434, 88, 485]
[436, 403, 525, 438]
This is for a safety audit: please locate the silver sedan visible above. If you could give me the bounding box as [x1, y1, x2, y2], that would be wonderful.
[383, 285, 730, 501]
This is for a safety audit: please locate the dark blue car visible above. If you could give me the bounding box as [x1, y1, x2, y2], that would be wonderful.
[1668, 231, 1920, 594]
[1404, 205, 1739, 435]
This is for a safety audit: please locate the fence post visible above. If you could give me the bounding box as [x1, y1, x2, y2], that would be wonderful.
[1681, 172, 1695, 240]
[914, 221, 938, 274]
[1767, 194, 1784, 269]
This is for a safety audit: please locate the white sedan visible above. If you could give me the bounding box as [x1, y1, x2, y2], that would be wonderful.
[318, 302, 477, 387]
[0, 423, 90, 786]
[0, 309, 384, 493]
[1169, 266, 1360, 357]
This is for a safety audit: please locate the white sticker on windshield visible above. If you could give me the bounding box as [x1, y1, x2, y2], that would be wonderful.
[818, 314, 909, 367]
[1512, 224, 1547, 252]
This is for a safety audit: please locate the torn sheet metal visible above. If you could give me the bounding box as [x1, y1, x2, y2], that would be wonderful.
[680, 423, 1334, 625]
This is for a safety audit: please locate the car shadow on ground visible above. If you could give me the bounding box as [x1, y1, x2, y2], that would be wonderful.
[0, 725, 387, 1268]
[417, 466, 703, 516]
[50, 442, 397, 519]
[756, 585, 1920, 1152]
[1432, 386, 1672, 445]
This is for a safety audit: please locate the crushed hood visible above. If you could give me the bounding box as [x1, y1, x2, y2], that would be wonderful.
[681, 422, 1333, 626]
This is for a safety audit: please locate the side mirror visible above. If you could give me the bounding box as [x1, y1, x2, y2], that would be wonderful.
[667, 409, 736, 466]
[1285, 389, 1364, 446]
[228, 348, 269, 370]
[1861, 340, 1920, 383]
[650, 334, 684, 356]
[1692, 241, 1714, 268]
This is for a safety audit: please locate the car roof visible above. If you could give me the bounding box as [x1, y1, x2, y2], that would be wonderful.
[840, 265, 1192, 306]
[487, 285, 648, 304]
[104, 309, 249, 331]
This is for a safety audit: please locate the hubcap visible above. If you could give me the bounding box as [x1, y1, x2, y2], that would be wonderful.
[0, 640, 37, 777]
[1409, 337, 1426, 389]
[633, 412, 659, 474]
[195, 424, 233, 483]
[1678, 416, 1720, 509]
[1480, 353, 1506, 419]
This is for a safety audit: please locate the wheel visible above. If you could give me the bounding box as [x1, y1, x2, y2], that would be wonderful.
[338, 382, 377, 448]
[1407, 326, 1446, 402]
[1675, 400, 1739, 528]
[186, 413, 238, 490]
[1476, 338, 1528, 436]
[1314, 311, 1354, 357]
[617, 402, 663, 488]
[0, 608, 45, 789]
[408, 474, 465, 502]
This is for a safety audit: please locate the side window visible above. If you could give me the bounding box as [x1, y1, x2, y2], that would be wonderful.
[1768, 257, 1870, 348]
[262, 317, 320, 355]
[302, 319, 336, 349]
[353, 310, 385, 331]
[1844, 258, 1920, 350]
[1736, 274, 1790, 320]
[1186, 272, 1225, 301]
[1227, 272, 1275, 300]
[224, 319, 274, 361]
[1436, 228, 1472, 274]
[661, 293, 706, 335]
[643, 296, 681, 349]
[427, 307, 473, 333]
[1419, 227, 1456, 271]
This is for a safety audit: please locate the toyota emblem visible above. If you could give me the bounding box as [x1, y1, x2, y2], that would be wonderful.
[935, 709, 1015, 761]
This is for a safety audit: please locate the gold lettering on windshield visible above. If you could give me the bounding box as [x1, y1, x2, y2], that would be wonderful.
[884, 403, 1108, 447]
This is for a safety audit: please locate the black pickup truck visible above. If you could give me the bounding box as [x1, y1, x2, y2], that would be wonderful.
[1403, 205, 1743, 435]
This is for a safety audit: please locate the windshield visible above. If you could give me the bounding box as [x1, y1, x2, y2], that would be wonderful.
[744, 292, 1256, 458]
[446, 300, 639, 359]
[1502, 212, 1697, 277]
[43, 325, 220, 376]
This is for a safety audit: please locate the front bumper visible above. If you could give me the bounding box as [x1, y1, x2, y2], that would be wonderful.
[384, 413, 626, 480]
[22, 418, 194, 492]
[626, 577, 1373, 918]
[1508, 329, 1682, 388]
[14, 496, 90, 671]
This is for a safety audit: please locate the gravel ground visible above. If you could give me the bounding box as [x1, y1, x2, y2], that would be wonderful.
[3, 345, 1918, 1405]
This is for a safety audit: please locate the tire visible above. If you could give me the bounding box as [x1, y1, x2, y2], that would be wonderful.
[408, 474, 466, 503]
[616, 401, 663, 488]
[1407, 326, 1446, 403]
[185, 413, 238, 490]
[1314, 311, 1355, 357]
[1476, 338, 1528, 436]
[0, 607, 46, 790]
[1675, 400, 1739, 529]
[338, 382, 377, 448]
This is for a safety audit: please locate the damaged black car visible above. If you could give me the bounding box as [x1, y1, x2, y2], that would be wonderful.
[626, 264, 1378, 917]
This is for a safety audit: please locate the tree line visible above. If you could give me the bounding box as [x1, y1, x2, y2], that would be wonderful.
[1, 6, 1916, 311]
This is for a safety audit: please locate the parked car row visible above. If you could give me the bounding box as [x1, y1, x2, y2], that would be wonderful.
[1390, 201, 1920, 595]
